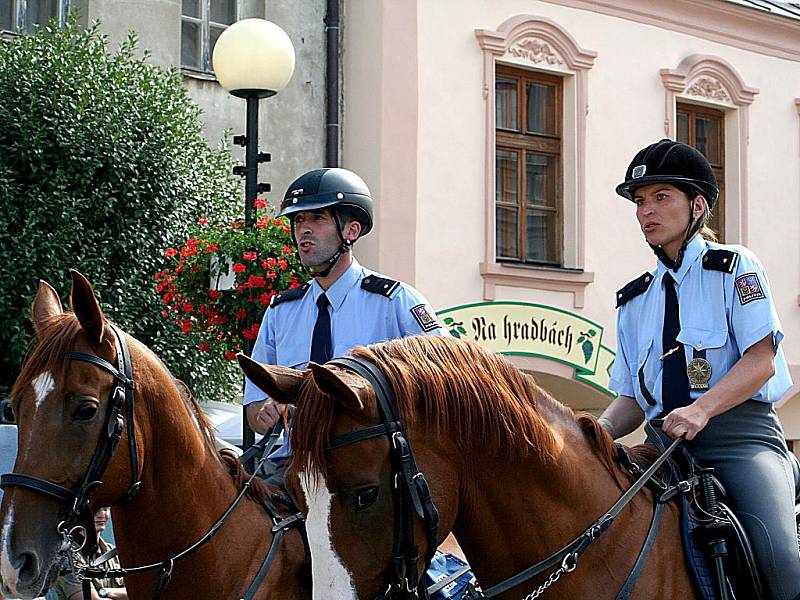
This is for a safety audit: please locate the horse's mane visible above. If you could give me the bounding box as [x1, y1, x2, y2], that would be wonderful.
[164, 370, 223, 464]
[576, 413, 665, 488]
[218, 449, 297, 508]
[291, 335, 577, 478]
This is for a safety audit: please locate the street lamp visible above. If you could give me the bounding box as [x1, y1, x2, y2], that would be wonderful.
[213, 18, 295, 458]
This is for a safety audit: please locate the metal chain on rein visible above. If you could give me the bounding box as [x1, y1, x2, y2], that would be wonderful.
[521, 552, 578, 600]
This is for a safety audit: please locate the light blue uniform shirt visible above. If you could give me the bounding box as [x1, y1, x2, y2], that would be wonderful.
[244, 258, 447, 457]
[609, 235, 791, 420]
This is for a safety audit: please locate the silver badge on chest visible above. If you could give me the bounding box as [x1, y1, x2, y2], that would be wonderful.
[687, 357, 712, 390]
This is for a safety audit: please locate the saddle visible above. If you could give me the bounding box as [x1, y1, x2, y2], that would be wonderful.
[619, 439, 800, 600]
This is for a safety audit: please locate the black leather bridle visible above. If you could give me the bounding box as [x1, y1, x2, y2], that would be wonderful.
[325, 356, 440, 600]
[1, 324, 141, 558]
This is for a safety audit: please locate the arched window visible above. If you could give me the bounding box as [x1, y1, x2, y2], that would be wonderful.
[661, 55, 758, 244]
[475, 15, 596, 307]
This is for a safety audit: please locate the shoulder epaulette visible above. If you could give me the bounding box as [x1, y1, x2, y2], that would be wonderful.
[361, 274, 400, 297]
[616, 272, 654, 308]
[270, 283, 310, 308]
[702, 249, 738, 274]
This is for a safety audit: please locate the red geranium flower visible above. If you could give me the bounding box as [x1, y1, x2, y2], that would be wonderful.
[242, 324, 260, 340]
[158, 204, 308, 359]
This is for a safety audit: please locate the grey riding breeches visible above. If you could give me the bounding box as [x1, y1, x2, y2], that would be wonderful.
[648, 400, 800, 600]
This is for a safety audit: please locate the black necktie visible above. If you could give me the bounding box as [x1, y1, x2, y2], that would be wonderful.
[661, 274, 690, 415]
[310, 293, 332, 364]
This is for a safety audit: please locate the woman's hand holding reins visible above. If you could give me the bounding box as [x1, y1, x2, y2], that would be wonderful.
[661, 403, 709, 440]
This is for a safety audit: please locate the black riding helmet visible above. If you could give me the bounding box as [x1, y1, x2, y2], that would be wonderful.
[617, 139, 719, 271]
[279, 168, 374, 277]
[279, 167, 374, 235]
[616, 139, 719, 208]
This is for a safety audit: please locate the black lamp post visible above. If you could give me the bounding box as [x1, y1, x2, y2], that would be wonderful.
[212, 18, 295, 458]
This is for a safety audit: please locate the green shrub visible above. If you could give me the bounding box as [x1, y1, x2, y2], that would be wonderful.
[0, 18, 244, 402]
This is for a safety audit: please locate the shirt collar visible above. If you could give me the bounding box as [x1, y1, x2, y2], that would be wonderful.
[309, 257, 363, 311]
[655, 235, 707, 285]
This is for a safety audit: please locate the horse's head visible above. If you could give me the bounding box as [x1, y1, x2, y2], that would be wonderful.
[0, 271, 140, 599]
[239, 350, 455, 600]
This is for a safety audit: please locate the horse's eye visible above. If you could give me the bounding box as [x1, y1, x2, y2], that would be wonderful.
[355, 486, 379, 510]
[73, 402, 98, 421]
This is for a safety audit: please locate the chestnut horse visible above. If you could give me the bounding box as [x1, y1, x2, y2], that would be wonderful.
[0, 271, 310, 600]
[240, 335, 699, 600]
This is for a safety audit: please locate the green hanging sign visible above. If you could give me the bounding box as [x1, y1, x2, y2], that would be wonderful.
[437, 301, 617, 397]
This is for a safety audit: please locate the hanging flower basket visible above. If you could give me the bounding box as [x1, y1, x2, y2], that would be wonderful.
[155, 200, 308, 360]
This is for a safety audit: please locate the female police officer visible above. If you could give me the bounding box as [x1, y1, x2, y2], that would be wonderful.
[601, 139, 800, 600]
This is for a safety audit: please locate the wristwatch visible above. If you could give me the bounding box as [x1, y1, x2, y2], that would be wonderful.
[98, 588, 109, 598]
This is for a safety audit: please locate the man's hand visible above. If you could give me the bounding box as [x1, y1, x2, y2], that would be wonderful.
[246, 399, 283, 434]
[662, 403, 710, 441]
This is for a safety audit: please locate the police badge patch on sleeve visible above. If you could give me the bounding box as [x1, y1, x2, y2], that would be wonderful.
[735, 272, 766, 305]
[411, 304, 441, 332]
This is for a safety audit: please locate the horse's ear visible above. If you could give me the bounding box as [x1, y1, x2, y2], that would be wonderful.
[236, 354, 304, 404]
[31, 280, 64, 337]
[307, 363, 366, 413]
[69, 269, 106, 345]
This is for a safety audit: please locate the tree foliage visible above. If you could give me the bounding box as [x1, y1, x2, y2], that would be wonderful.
[0, 19, 243, 401]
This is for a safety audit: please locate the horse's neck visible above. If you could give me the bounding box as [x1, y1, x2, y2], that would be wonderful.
[451, 418, 643, 586]
[112, 370, 245, 562]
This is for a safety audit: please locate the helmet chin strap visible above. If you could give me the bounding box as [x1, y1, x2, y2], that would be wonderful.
[650, 200, 702, 272]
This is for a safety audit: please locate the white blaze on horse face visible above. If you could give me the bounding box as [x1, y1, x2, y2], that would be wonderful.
[0, 505, 20, 595]
[299, 471, 357, 600]
[20, 371, 55, 462]
[32, 371, 55, 411]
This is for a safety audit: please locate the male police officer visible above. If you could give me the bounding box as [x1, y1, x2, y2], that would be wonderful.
[244, 167, 446, 435]
[243, 168, 475, 599]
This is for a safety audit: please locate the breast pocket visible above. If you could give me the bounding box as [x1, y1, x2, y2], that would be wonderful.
[677, 327, 728, 388]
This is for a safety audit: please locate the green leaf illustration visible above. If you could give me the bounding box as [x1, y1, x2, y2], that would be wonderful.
[581, 340, 594, 364]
